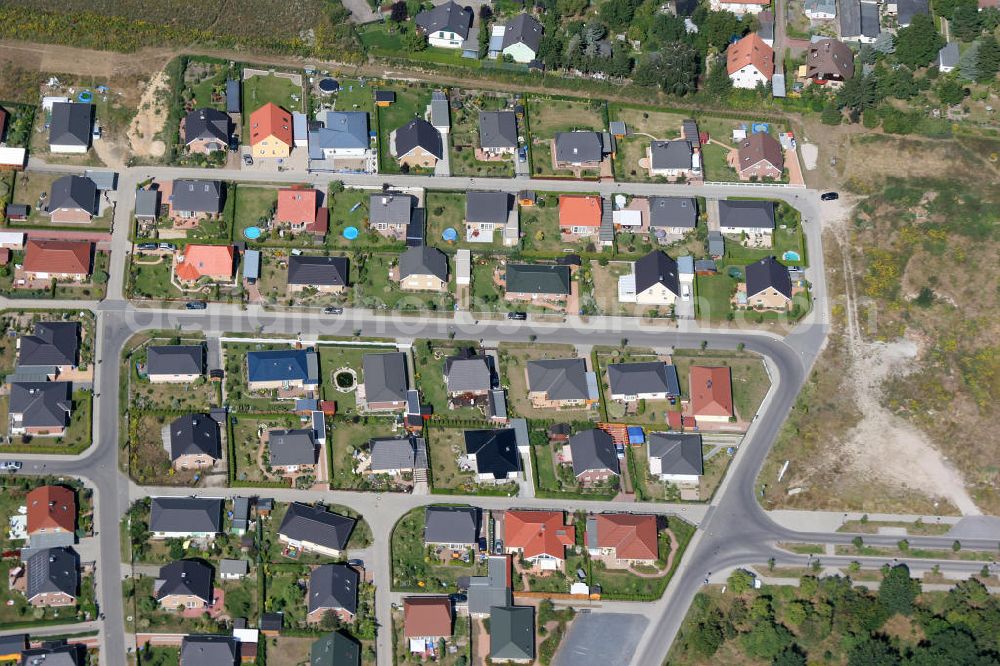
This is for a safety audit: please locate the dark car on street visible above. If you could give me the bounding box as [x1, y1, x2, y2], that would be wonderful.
[185, 301, 207, 310]
[820, 192, 839, 201]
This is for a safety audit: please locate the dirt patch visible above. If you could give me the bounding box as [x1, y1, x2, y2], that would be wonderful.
[128, 67, 170, 158]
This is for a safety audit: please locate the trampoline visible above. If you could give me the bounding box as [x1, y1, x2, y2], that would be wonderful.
[442, 228, 458, 242]
[77, 90, 93, 103]
[243, 226, 262, 240]
[343, 226, 359, 240]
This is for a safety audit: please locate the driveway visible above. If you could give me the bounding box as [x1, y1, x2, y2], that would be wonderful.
[341, 0, 380, 23]
[554, 613, 649, 666]
[434, 133, 452, 177]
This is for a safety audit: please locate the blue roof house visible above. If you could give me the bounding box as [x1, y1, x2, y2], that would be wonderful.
[247, 349, 319, 390]
[309, 112, 370, 161]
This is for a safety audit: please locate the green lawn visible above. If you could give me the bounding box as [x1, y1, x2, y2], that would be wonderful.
[230, 413, 301, 484]
[262, 565, 310, 627]
[526, 96, 606, 177]
[232, 185, 277, 241]
[519, 194, 603, 255]
[317, 345, 371, 410]
[136, 646, 180, 666]
[241, 72, 303, 139]
[186, 60, 233, 111]
[328, 420, 400, 490]
[701, 143, 735, 181]
[424, 191, 496, 252]
[354, 253, 455, 312]
[449, 94, 515, 178]
[390, 507, 484, 592]
[326, 186, 405, 251]
[695, 274, 735, 320]
[329, 79, 375, 114]
[375, 85, 433, 174]
[671, 350, 771, 421]
[128, 260, 183, 301]
[412, 339, 487, 421]
[425, 427, 476, 492]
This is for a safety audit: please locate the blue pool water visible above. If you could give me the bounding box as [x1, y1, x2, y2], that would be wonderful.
[782, 250, 801, 262]
[243, 226, 262, 240]
[343, 226, 359, 240]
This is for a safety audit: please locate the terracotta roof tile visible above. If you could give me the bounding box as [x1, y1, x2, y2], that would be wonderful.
[176, 244, 234, 282]
[727, 33, 774, 79]
[504, 510, 575, 560]
[558, 195, 602, 228]
[26, 485, 75, 534]
[23, 240, 92, 276]
[403, 597, 453, 638]
[689, 366, 734, 418]
[594, 514, 658, 561]
[276, 188, 318, 227]
[249, 103, 293, 148]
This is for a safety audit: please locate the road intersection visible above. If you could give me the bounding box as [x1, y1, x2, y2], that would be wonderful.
[6, 161, 998, 666]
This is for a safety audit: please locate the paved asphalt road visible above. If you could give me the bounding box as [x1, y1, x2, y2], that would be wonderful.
[6, 163, 998, 666]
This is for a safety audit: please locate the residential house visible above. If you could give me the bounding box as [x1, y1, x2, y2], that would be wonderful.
[464, 428, 521, 482]
[727, 34, 774, 88]
[368, 192, 415, 239]
[26, 485, 75, 548]
[648, 141, 700, 179]
[709, 0, 770, 12]
[8, 382, 72, 436]
[718, 199, 776, 245]
[307, 564, 359, 623]
[219, 559, 248, 581]
[309, 111, 370, 159]
[249, 103, 293, 158]
[275, 188, 319, 230]
[169, 414, 222, 470]
[566, 429, 620, 484]
[745, 256, 793, 310]
[47, 176, 98, 224]
[839, 0, 880, 43]
[633, 250, 680, 306]
[489, 606, 535, 663]
[309, 632, 360, 666]
[553, 131, 607, 168]
[586, 513, 659, 565]
[465, 191, 513, 242]
[286, 255, 349, 294]
[504, 264, 571, 303]
[896, 0, 929, 26]
[415, 1, 473, 48]
[368, 436, 428, 476]
[21, 642, 84, 666]
[0, 635, 26, 662]
[398, 246, 448, 292]
[404, 597, 453, 652]
[277, 502, 356, 558]
[938, 42, 959, 73]
[444, 351, 492, 402]
[468, 556, 512, 616]
[22, 240, 92, 282]
[501, 14, 543, 63]
[17, 321, 79, 375]
[648, 197, 697, 236]
[689, 366, 734, 422]
[807, 38, 855, 85]
[424, 506, 480, 548]
[503, 510, 575, 570]
[180, 635, 238, 666]
[804, 0, 837, 18]
[648, 432, 704, 483]
[175, 244, 235, 283]
[267, 429, 319, 474]
[392, 118, 443, 168]
[526, 358, 596, 409]
[48, 103, 92, 153]
[246, 348, 319, 391]
[184, 108, 231, 154]
[169, 180, 224, 220]
[25, 547, 78, 607]
[146, 345, 204, 383]
[155, 559, 214, 610]
[607, 362, 680, 402]
[149, 497, 223, 539]
[479, 111, 518, 157]
[558, 195, 602, 238]
[360, 352, 409, 411]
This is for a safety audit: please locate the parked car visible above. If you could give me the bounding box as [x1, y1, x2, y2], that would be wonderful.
[449, 593, 468, 603]
[494, 539, 504, 555]
[323, 306, 344, 315]
[347, 559, 364, 568]
[243, 154, 253, 166]
[506, 312, 527, 321]
[0, 461, 21, 471]
[681, 284, 691, 301]
[518, 147, 527, 163]
[820, 191, 839, 201]
[478, 536, 488, 552]
[291, 249, 303, 256]
[136, 243, 157, 251]
[185, 301, 207, 310]
[158, 242, 177, 251]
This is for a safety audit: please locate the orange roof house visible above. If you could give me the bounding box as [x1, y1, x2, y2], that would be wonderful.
[249, 103, 293, 158]
[23, 240, 92, 279]
[403, 596, 454, 639]
[275, 188, 318, 228]
[504, 510, 575, 565]
[558, 195, 602, 233]
[726, 34, 774, 88]
[175, 244, 235, 282]
[26, 485, 76, 535]
[591, 513, 658, 563]
[689, 366, 734, 422]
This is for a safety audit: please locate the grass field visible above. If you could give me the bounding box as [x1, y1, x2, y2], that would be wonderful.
[328, 79, 375, 114]
[375, 86, 433, 174]
[241, 72, 302, 139]
[425, 427, 477, 491]
[232, 186, 277, 241]
[519, 194, 602, 255]
[355, 253, 456, 312]
[326, 186, 406, 251]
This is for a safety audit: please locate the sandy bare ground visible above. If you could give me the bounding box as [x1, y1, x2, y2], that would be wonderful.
[128, 68, 170, 158]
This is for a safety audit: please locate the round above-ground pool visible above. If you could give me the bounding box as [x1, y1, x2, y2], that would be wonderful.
[318, 78, 340, 94]
[243, 226, 262, 240]
[77, 90, 93, 103]
[343, 226, 359, 240]
[442, 227, 458, 242]
[782, 250, 801, 262]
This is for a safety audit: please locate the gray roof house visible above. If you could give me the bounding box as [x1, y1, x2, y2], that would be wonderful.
[489, 606, 535, 662]
[361, 352, 409, 406]
[316, 111, 370, 151]
[226, 79, 241, 114]
[308, 564, 359, 617]
[146, 345, 204, 378]
[184, 108, 230, 148]
[466, 191, 512, 226]
[268, 429, 319, 467]
[26, 547, 78, 604]
[805, 0, 837, 15]
[648, 196, 697, 230]
[149, 497, 223, 536]
[554, 131, 605, 164]
[424, 506, 480, 545]
[394, 118, 443, 160]
[479, 111, 518, 150]
[649, 140, 693, 171]
[634, 250, 679, 298]
[18, 322, 79, 369]
[526, 358, 591, 401]
[369, 436, 428, 473]
[9, 382, 72, 431]
[170, 180, 224, 215]
[278, 502, 356, 553]
[180, 635, 238, 666]
[501, 14, 543, 56]
[155, 559, 214, 605]
[568, 429, 620, 478]
[505, 264, 571, 296]
[219, 559, 249, 579]
[648, 432, 704, 477]
[431, 91, 450, 130]
[169, 414, 222, 462]
[444, 353, 492, 394]
[135, 188, 161, 219]
[48, 102, 92, 150]
[897, 0, 929, 26]
[415, 1, 473, 39]
[310, 632, 360, 666]
[746, 256, 793, 299]
[468, 556, 512, 615]
[607, 362, 681, 399]
[287, 255, 349, 288]
[718, 200, 775, 231]
[369, 193, 415, 228]
[48, 176, 98, 216]
[21, 643, 83, 666]
[938, 42, 959, 72]
[399, 245, 448, 283]
[707, 230, 725, 257]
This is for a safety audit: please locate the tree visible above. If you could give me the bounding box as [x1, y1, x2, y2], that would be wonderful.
[879, 564, 920, 616]
[951, 4, 982, 42]
[599, 0, 643, 31]
[958, 40, 981, 80]
[689, 619, 724, 657]
[403, 28, 427, 51]
[479, 4, 493, 20]
[894, 14, 945, 68]
[821, 104, 842, 125]
[936, 77, 965, 105]
[848, 635, 902, 666]
[728, 569, 755, 595]
[740, 620, 794, 660]
[975, 34, 1000, 82]
[389, 1, 407, 23]
[633, 44, 700, 94]
[556, 0, 589, 16]
[773, 645, 808, 666]
[698, 10, 746, 52]
[837, 72, 879, 113]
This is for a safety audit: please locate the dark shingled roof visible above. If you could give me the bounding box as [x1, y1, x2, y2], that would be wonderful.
[478, 111, 518, 149]
[718, 199, 775, 230]
[184, 108, 230, 144]
[464, 428, 521, 479]
[505, 264, 570, 295]
[466, 191, 511, 225]
[287, 255, 349, 287]
[180, 635, 238, 666]
[49, 102, 92, 148]
[394, 118, 443, 160]
[554, 131, 603, 163]
[268, 429, 319, 467]
[9, 382, 71, 430]
[424, 506, 480, 545]
[171, 180, 224, 214]
[147, 345, 204, 377]
[308, 564, 359, 615]
[489, 606, 535, 662]
[26, 547, 78, 601]
[18, 321, 79, 368]
[149, 497, 223, 534]
[745, 256, 792, 299]
[607, 362, 680, 397]
[526, 358, 589, 400]
[20, 642, 83, 666]
[501, 14, 543, 52]
[569, 429, 620, 477]
[49, 176, 98, 215]
[648, 432, 704, 476]
[415, 1, 473, 38]
[278, 502, 356, 552]
[310, 632, 361, 666]
[399, 245, 448, 282]
[169, 414, 222, 461]
[155, 559, 214, 604]
[634, 250, 679, 297]
[648, 196, 697, 229]
[362, 352, 409, 404]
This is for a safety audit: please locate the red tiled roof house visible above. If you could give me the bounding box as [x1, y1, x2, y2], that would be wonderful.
[559, 195, 602, 238]
[688, 366, 734, 422]
[587, 513, 659, 566]
[22, 240, 92, 282]
[175, 244, 235, 283]
[503, 510, 575, 570]
[26, 485, 76, 539]
[403, 596, 453, 653]
[275, 188, 319, 231]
